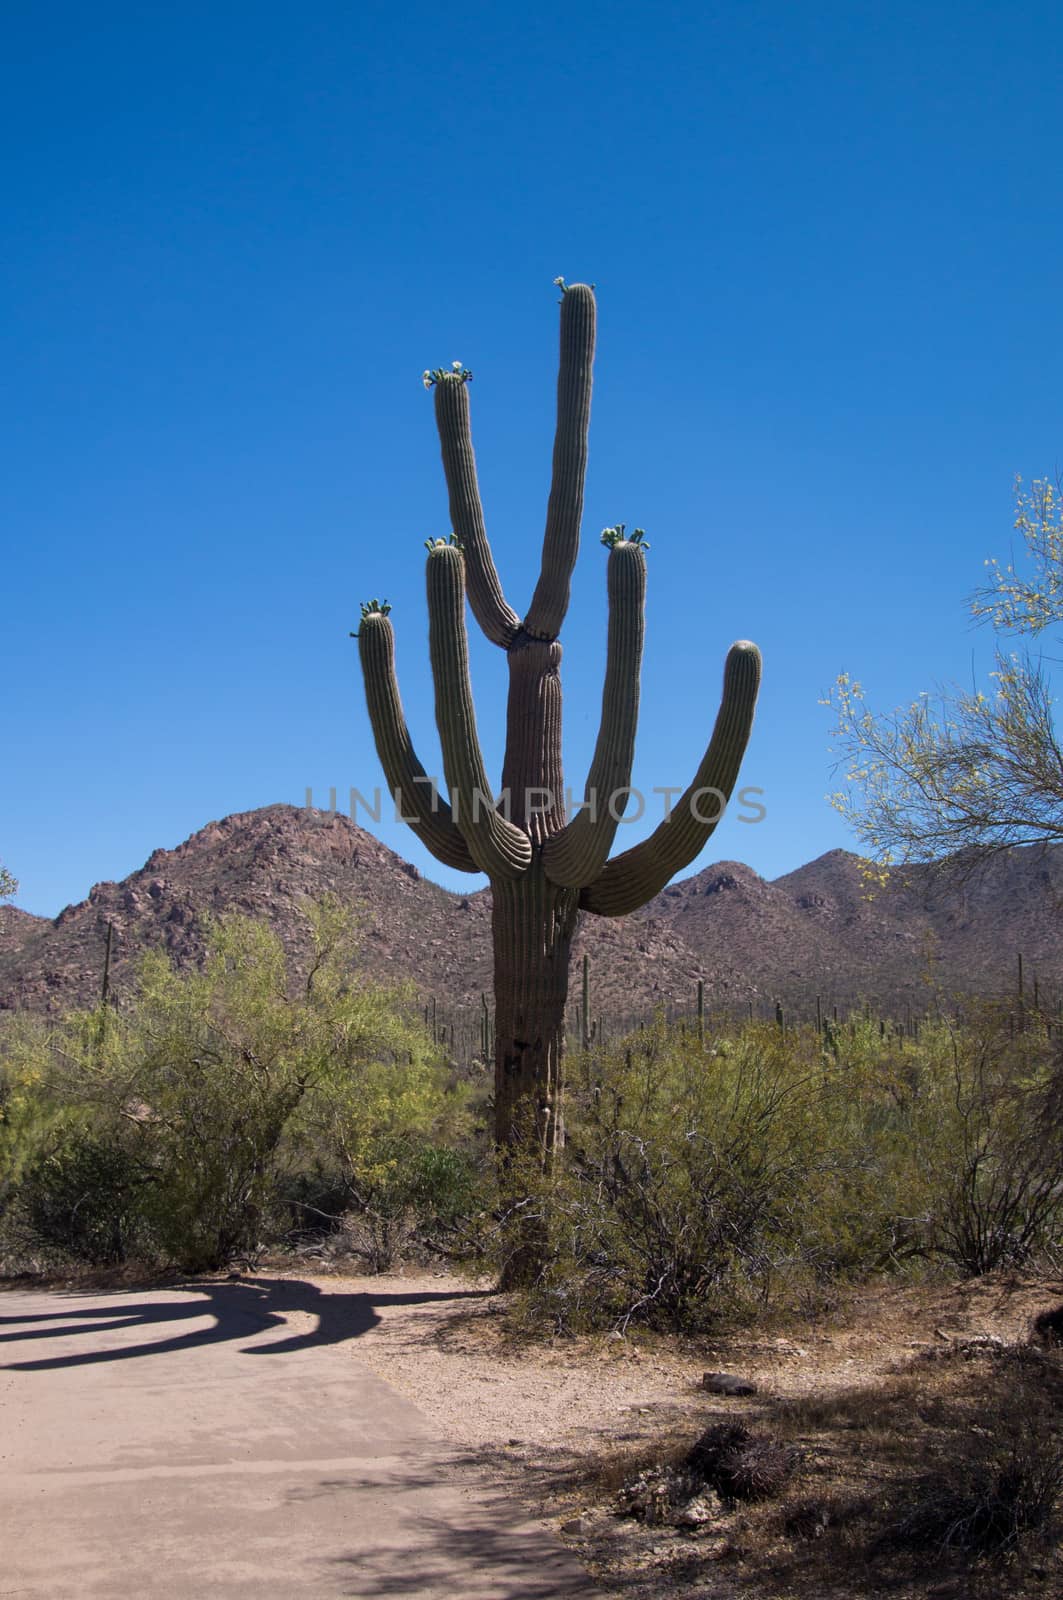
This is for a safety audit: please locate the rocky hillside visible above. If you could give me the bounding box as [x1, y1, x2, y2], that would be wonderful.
[0, 806, 707, 1033]
[1, 805, 1060, 1042]
[642, 847, 1063, 1014]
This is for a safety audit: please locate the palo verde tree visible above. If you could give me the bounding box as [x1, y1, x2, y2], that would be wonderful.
[355, 282, 761, 1160]
[828, 474, 1063, 868]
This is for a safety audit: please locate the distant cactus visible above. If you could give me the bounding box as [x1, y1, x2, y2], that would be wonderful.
[356, 283, 760, 1176]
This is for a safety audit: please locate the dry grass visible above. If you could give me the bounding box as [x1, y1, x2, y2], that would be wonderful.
[329, 1268, 1063, 1598]
[760, 1342, 1063, 1587]
[496, 1274, 1063, 1600]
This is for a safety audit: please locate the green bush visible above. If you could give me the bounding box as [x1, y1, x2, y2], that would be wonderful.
[500, 1007, 1063, 1335]
[900, 1008, 1062, 1274]
[5, 939, 1056, 1298]
[1, 904, 458, 1274]
[18, 1123, 150, 1266]
[328, 1141, 483, 1272]
[500, 1022, 828, 1332]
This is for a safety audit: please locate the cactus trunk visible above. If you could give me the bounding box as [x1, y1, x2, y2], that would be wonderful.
[492, 864, 579, 1157]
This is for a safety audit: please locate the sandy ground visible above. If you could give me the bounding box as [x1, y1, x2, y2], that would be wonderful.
[292, 1266, 1063, 1600]
[0, 1276, 609, 1599]
[5, 1262, 1059, 1597]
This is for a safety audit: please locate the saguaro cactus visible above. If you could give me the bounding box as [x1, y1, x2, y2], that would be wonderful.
[356, 283, 761, 1159]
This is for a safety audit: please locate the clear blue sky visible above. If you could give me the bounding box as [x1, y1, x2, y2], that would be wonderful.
[4, 1, 1062, 916]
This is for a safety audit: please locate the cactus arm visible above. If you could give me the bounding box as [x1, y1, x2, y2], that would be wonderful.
[542, 539, 645, 886]
[432, 376, 521, 648]
[524, 284, 596, 641]
[427, 543, 532, 878]
[579, 641, 762, 916]
[356, 612, 480, 874]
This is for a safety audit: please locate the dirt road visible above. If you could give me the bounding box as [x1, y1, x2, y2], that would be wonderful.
[0, 1277, 602, 1598]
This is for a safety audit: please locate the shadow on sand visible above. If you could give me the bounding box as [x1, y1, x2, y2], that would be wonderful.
[0, 1276, 490, 1371]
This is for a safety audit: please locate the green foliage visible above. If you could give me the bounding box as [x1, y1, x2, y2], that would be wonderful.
[0, 861, 16, 900]
[291, 991, 477, 1270]
[826, 660, 1063, 865]
[0, 1014, 67, 1221]
[19, 1124, 149, 1265]
[0, 903, 457, 1274]
[326, 1141, 483, 1272]
[500, 1009, 1063, 1335]
[973, 474, 1063, 634]
[5, 918, 1056, 1300]
[884, 1007, 1063, 1274]
[827, 470, 1063, 864]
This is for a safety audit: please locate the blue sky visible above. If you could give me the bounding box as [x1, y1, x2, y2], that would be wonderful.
[3, 1, 1062, 916]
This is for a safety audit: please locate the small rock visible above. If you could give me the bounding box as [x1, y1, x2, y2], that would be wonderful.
[673, 1495, 716, 1528]
[560, 1517, 586, 1536]
[702, 1371, 758, 1396]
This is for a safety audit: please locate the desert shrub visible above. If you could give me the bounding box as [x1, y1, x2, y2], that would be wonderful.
[500, 1022, 838, 1332]
[2, 903, 451, 1273]
[0, 1014, 65, 1214]
[288, 990, 479, 1270]
[17, 1122, 150, 1265]
[0, 1015, 87, 1269]
[500, 1005, 1063, 1334]
[891, 1008, 1063, 1275]
[317, 1142, 483, 1272]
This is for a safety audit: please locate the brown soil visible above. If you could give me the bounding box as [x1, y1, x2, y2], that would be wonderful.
[312, 1267, 1063, 1600]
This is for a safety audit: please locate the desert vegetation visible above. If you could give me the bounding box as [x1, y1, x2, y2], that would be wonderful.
[3, 909, 1062, 1589]
[3, 913, 1059, 1305]
[0, 904, 476, 1275]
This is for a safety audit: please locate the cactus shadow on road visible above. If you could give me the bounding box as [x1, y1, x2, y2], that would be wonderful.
[0, 1275, 491, 1371]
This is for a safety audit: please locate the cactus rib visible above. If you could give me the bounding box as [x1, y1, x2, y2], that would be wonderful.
[543, 539, 646, 886]
[357, 612, 478, 873]
[426, 543, 532, 878]
[524, 284, 596, 640]
[433, 377, 521, 648]
[579, 641, 762, 915]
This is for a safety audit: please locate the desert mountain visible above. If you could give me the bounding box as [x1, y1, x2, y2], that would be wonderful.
[1, 805, 1060, 1045]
